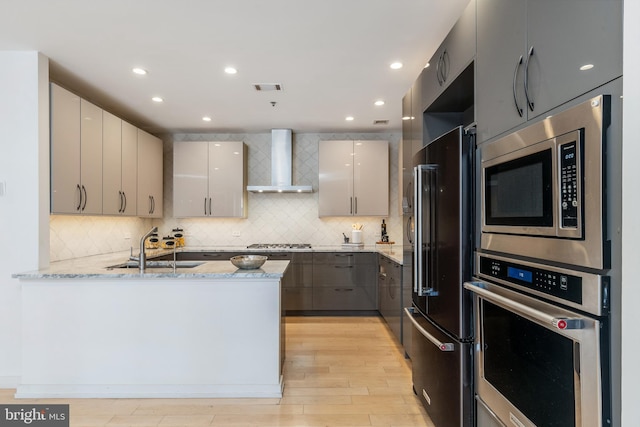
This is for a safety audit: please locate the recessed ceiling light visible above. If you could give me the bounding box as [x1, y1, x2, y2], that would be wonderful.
[374, 100, 385, 106]
[202, 116, 212, 122]
[390, 62, 403, 70]
[224, 67, 238, 74]
[151, 96, 164, 103]
[580, 64, 594, 71]
[345, 116, 355, 121]
[132, 67, 147, 75]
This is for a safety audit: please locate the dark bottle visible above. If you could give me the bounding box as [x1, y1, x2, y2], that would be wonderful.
[381, 219, 388, 242]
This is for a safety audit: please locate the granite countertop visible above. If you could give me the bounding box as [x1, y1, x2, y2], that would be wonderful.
[14, 243, 405, 280]
[13, 251, 289, 280]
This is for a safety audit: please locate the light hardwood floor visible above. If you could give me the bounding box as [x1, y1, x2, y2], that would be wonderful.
[1, 316, 435, 427]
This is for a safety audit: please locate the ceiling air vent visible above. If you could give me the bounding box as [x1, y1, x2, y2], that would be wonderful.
[373, 120, 389, 125]
[254, 83, 283, 91]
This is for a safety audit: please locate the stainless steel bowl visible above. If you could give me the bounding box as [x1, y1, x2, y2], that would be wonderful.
[230, 255, 267, 269]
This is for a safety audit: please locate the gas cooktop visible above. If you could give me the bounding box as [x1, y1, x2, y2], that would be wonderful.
[247, 243, 312, 249]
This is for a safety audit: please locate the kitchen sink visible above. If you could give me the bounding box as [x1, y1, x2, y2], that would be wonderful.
[107, 260, 204, 270]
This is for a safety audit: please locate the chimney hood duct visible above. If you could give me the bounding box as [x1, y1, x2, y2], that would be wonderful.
[246, 129, 313, 193]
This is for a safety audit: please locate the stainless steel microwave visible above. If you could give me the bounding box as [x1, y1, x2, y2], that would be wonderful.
[480, 95, 610, 270]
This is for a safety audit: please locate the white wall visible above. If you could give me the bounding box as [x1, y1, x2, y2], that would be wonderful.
[0, 52, 49, 387]
[621, 1, 639, 425]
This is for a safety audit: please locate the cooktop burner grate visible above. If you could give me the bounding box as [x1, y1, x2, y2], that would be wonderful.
[247, 243, 312, 249]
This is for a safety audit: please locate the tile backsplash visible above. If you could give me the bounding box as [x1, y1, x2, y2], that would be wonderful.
[50, 131, 403, 261]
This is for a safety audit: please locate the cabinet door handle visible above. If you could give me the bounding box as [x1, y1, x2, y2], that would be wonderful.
[440, 50, 449, 84]
[524, 46, 535, 112]
[436, 52, 443, 86]
[81, 185, 87, 211]
[354, 197, 357, 214]
[76, 184, 82, 211]
[118, 191, 123, 213]
[204, 197, 208, 215]
[350, 197, 353, 214]
[149, 195, 153, 214]
[512, 55, 524, 117]
[209, 197, 212, 216]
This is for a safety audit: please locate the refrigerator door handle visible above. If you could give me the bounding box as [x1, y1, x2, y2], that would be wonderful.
[404, 307, 455, 352]
[413, 166, 422, 294]
[415, 164, 439, 298]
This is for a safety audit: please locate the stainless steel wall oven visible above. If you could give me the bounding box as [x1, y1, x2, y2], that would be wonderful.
[471, 94, 613, 427]
[465, 253, 611, 427]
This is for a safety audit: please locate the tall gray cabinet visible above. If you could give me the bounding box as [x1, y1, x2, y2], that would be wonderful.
[476, 0, 623, 143]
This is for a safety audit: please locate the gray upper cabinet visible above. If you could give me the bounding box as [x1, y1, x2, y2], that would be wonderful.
[136, 129, 163, 218]
[50, 83, 103, 215]
[318, 140, 389, 217]
[173, 141, 246, 218]
[103, 113, 137, 216]
[476, 0, 622, 143]
[421, 0, 476, 112]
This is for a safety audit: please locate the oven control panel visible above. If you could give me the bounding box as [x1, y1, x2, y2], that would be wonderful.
[479, 256, 582, 304]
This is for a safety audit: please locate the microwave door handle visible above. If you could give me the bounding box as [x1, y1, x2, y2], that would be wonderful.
[464, 281, 584, 330]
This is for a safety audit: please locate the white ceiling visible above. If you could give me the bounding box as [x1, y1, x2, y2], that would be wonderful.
[0, 0, 469, 134]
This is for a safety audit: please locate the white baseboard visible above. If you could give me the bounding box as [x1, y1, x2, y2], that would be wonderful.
[15, 378, 284, 399]
[0, 376, 20, 389]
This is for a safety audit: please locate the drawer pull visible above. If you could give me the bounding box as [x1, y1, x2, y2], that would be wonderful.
[335, 288, 354, 292]
[334, 265, 354, 269]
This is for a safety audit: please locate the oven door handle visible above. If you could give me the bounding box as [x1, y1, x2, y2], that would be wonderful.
[404, 307, 455, 351]
[463, 281, 584, 330]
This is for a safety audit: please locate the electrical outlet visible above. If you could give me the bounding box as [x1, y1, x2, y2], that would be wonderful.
[232, 231, 241, 237]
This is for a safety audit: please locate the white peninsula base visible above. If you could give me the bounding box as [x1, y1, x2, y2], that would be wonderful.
[16, 264, 285, 399]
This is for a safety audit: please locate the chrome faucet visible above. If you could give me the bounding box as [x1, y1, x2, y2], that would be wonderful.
[139, 226, 158, 273]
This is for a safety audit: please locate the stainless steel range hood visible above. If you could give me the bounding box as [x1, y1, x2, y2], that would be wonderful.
[247, 129, 313, 193]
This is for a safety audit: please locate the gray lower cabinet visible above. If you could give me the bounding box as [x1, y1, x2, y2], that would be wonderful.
[476, 0, 623, 143]
[378, 255, 402, 344]
[282, 252, 313, 311]
[312, 252, 377, 311]
[154, 251, 378, 312]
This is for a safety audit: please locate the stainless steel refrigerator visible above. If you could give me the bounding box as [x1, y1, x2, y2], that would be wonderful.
[404, 125, 474, 427]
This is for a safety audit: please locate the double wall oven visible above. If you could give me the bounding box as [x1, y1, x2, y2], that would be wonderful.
[468, 95, 612, 427]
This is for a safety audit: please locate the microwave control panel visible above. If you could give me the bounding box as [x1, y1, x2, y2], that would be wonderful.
[559, 140, 579, 229]
[479, 256, 582, 305]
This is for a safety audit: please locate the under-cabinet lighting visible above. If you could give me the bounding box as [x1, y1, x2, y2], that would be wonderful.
[580, 64, 594, 71]
[374, 100, 385, 106]
[152, 96, 164, 103]
[225, 67, 238, 74]
[132, 67, 147, 75]
[402, 116, 411, 121]
[345, 116, 354, 121]
[390, 62, 403, 70]
[202, 116, 212, 122]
